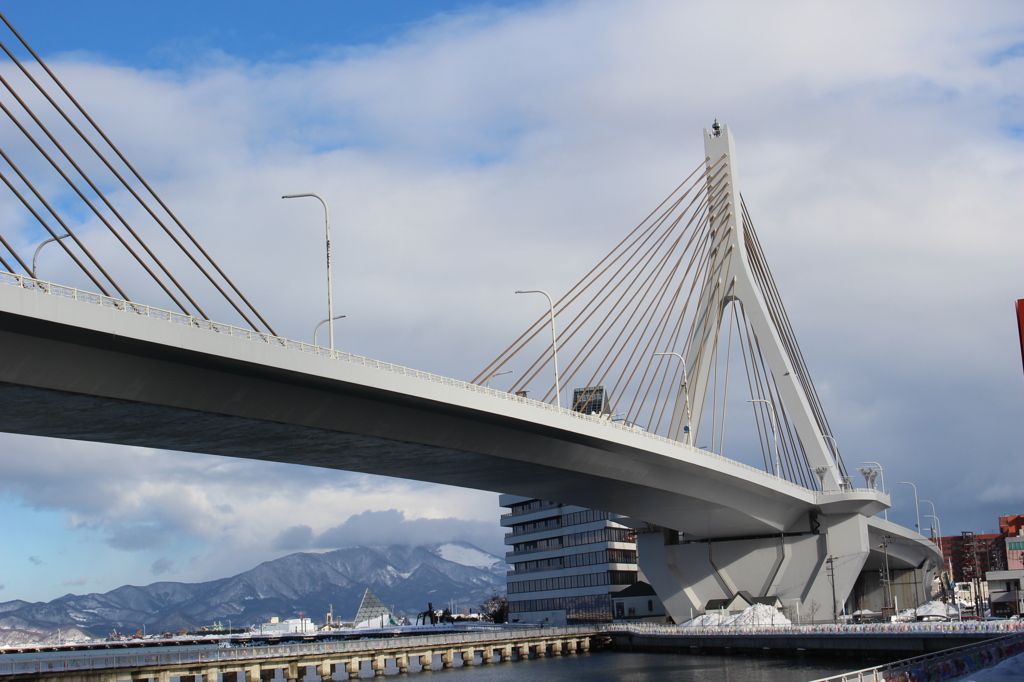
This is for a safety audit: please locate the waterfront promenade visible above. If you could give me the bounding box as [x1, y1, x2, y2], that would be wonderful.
[607, 620, 1024, 655]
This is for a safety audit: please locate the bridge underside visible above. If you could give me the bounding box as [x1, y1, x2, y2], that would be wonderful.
[0, 303, 815, 539]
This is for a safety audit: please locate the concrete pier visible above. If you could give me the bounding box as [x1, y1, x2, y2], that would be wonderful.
[0, 626, 597, 681]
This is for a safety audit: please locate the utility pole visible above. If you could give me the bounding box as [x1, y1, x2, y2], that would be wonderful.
[826, 555, 839, 623]
[880, 535, 894, 618]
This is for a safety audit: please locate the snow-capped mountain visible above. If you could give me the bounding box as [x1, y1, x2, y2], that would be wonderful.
[0, 542, 508, 645]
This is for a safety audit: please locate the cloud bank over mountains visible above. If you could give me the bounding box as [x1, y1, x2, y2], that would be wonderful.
[0, 0, 1021, 601]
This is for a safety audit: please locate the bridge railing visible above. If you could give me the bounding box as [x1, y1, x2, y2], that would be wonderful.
[0, 625, 596, 676]
[2, 271, 820, 494]
[806, 629, 1024, 682]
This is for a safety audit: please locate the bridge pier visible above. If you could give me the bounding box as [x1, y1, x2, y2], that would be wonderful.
[418, 652, 432, 671]
[441, 650, 454, 668]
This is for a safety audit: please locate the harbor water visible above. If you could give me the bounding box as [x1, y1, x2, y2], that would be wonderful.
[345, 650, 868, 681]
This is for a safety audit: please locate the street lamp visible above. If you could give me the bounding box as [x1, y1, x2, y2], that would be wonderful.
[283, 193, 335, 350]
[748, 398, 780, 477]
[861, 462, 888, 520]
[485, 370, 513, 388]
[880, 535, 895, 613]
[31, 233, 69, 278]
[921, 499, 942, 554]
[654, 352, 692, 444]
[898, 481, 921, 535]
[515, 289, 561, 408]
[314, 314, 346, 348]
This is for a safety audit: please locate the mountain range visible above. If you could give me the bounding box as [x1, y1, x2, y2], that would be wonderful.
[0, 542, 507, 646]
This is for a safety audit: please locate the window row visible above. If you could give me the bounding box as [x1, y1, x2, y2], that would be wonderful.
[508, 570, 637, 594]
[513, 549, 638, 575]
[511, 527, 636, 555]
[510, 594, 614, 623]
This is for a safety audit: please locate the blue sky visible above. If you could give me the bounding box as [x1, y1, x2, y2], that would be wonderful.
[1, 1, 537, 66]
[0, 1, 1022, 606]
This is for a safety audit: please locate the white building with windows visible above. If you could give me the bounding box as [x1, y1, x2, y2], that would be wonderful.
[500, 494, 639, 624]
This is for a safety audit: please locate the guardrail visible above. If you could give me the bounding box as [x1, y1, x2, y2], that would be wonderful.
[605, 621, 1024, 637]
[807, 630, 1024, 682]
[1, 271, 834, 495]
[0, 625, 598, 676]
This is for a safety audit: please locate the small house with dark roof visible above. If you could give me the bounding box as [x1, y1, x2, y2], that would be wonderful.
[612, 581, 668, 622]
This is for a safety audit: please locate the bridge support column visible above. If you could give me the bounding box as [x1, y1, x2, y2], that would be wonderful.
[343, 658, 360, 679]
[461, 649, 475, 666]
[535, 642, 547, 658]
[551, 641, 562, 656]
[580, 637, 591, 651]
[317, 661, 336, 679]
[371, 655, 385, 676]
[479, 647, 493, 664]
[284, 661, 300, 681]
[441, 650, 454, 668]
[500, 645, 512, 661]
[636, 513, 930, 625]
[396, 654, 410, 673]
[517, 644, 530, 659]
[418, 652, 432, 670]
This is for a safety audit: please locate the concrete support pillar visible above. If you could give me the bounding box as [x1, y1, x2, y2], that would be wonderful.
[500, 645, 512, 662]
[517, 644, 530, 659]
[157, 672, 172, 682]
[480, 647, 493, 664]
[580, 637, 591, 651]
[441, 650, 454, 669]
[461, 650, 474, 666]
[551, 641, 563, 656]
[565, 639, 577, 654]
[317, 661, 336, 679]
[535, 642, 548, 658]
[345, 658, 361, 679]
[284, 661, 300, 681]
[204, 669, 222, 681]
[397, 654, 410, 673]
[370, 656, 385, 677]
[418, 653, 432, 671]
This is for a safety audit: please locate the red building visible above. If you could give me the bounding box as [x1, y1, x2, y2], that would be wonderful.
[937, 515, 1023, 583]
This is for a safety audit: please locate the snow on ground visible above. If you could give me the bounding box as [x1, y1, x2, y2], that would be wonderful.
[897, 600, 961, 620]
[681, 603, 792, 627]
[956, 652, 1024, 681]
[434, 543, 501, 570]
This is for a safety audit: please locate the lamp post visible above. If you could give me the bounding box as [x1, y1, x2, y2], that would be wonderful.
[880, 535, 895, 613]
[861, 462, 888, 520]
[898, 481, 921, 535]
[314, 314, 346, 348]
[921, 501, 942, 554]
[515, 289, 561, 408]
[283, 193, 334, 350]
[485, 370, 513, 388]
[654, 352, 692, 444]
[748, 398, 780, 476]
[31, 233, 70, 278]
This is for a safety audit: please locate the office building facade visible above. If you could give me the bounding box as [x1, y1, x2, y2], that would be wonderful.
[500, 494, 639, 624]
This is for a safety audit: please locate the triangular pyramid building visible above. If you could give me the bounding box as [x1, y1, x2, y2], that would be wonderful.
[353, 588, 391, 624]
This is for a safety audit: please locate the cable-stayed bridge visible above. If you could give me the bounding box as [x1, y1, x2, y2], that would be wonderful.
[0, 15, 939, 624]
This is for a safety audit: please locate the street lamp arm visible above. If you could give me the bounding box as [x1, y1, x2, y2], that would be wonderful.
[748, 398, 781, 478]
[283, 194, 335, 351]
[31, 233, 70, 279]
[516, 289, 561, 408]
[314, 315, 346, 348]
